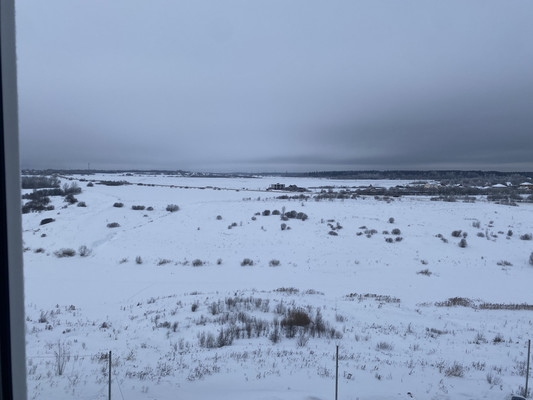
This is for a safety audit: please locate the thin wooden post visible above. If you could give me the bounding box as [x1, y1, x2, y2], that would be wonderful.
[335, 345, 339, 400]
[108, 350, 112, 400]
[526, 340, 530, 398]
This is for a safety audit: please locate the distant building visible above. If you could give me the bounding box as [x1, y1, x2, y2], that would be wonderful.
[269, 183, 285, 190]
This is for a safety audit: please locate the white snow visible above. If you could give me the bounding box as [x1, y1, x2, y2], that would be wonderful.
[22, 173, 533, 399]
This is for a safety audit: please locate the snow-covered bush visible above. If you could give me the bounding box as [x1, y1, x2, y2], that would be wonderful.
[241, 258, 253, 266]
[107, 222, 120, 228]
[529, 252, 533, 266]
[64, 194, 78, 204]
[269, 259, 280, 267]
[78, 245, 91, 257]
[54, 248, 76, 258]
[166, 204, 179, 212]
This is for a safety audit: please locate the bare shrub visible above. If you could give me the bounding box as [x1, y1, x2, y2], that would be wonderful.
[132, 205, 146, 210]
[54, 340, 70, 376]
[21, 175, 60, 189]
[107, 222, 120, 228]
[435, 297, 473, 307]
[78, 245, 92, 257]
[166, 204, 180, 212]
[417, 269, 432, 276]
[198, 332, 216, 348]
[281, 223, 287, 231]
[269, 259, 280, 267]
[62, 182, 81, 195]
[520, 233, 532, 240]
[135, 256, 143, 264]
[113, 202, 124, 208]
[529, 252, 533, 266]
[262, 209, 271, 216]
[496, 260, 512, 266]
[451, 230, 462, 237]
[241, 258, 253, 266]
[63, 193, 78, 204]
[157, 258, 172, 266]
[445, 362, 465, 377]
[492, 333, 504, 343]
[192, 259, 204, 267]
[391, 228, 401, 235]
[376, 341, 393, 351]
[269, 321, 281, 344]
[296, 332, 309, 347]
[458, 238, 467, 248]
[472, 220, 481, 228]
[77, 201, 86, 207]
[216, 215, 222, 220]
[486, 371, 502, 386]
[40, 218, 55, 225]
[54, 248, 76, 258]
[388, 217, 395, 224]
[34, 248, 45, 253]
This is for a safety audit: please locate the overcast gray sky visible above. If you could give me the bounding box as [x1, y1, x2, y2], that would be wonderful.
[16, 1, 533, 172]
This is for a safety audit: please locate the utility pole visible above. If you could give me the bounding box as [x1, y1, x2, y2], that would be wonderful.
[526, 340, 531, 398]
[108, 351, 112, 400]
[335, 345, 339, 400]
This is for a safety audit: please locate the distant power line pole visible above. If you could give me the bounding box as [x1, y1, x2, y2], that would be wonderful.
[335, 345, 339, 400]
[526, 340, 530, 398]
[108, 351, 112, 400]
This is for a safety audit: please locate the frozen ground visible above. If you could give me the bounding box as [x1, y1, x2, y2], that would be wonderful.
[22, 173, 533, 399]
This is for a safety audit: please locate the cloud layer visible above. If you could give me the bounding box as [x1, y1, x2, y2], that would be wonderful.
[16, 1, 533, 172]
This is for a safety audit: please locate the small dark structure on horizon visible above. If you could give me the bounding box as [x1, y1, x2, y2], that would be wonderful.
[269, 183, 286, 190]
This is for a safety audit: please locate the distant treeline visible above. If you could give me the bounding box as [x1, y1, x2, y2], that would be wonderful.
[285, 170, 533, 185]
[21, 169, 533, 186]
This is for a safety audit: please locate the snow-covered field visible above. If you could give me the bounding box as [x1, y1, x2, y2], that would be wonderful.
[22, 173, 533, 400]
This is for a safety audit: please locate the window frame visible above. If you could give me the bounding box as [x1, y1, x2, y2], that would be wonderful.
[1, 0, 28, 398]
